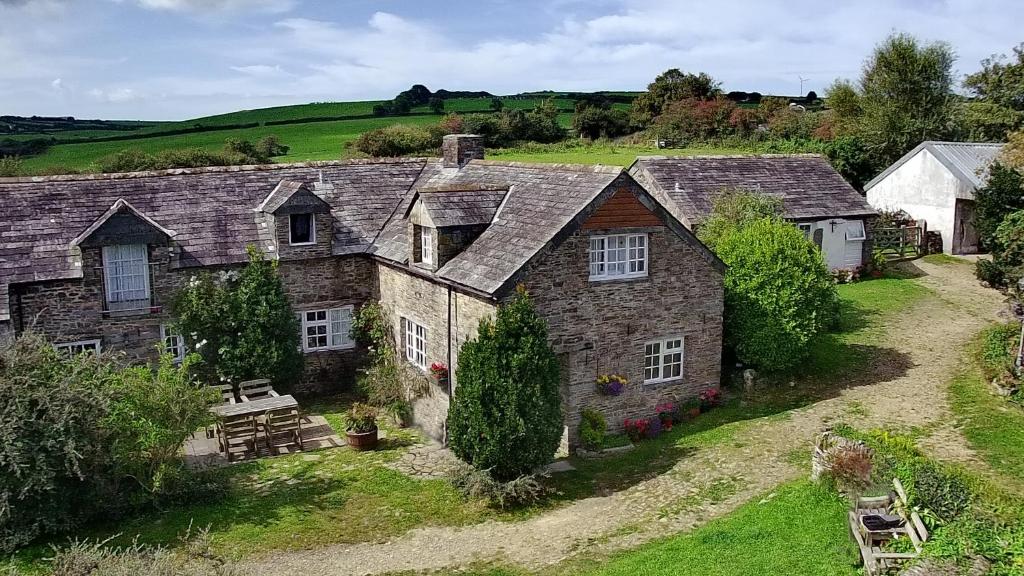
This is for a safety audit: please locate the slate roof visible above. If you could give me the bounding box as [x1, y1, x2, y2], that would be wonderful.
[0, 156, 726, 320]
[0, 159, 426, 320]
[863, 141, 1005, 191]
[414, 186, 509, 227]
[630, 155, 876, 226]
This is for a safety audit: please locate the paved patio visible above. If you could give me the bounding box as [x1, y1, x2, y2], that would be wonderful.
[184, 414, 345, 468]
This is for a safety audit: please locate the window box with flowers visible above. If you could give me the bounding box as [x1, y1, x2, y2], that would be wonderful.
[596, 374, 627, 396]
[429, 362, 449, 387]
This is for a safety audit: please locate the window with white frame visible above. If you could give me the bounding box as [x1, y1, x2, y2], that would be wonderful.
[420, 226, 433, 265]
[55, 339, 101, 356]
[403, 317, 427, 369]
[845, 220, 867, 241]
[589, 233, 647, 280]
[300, 307, 354, 352]
[102, 244, 150, 308]
[289, 213, 315, 245]
[797, 223, 813, 239]
[160, 325, 186, 364]
[643, 336, 683, 384]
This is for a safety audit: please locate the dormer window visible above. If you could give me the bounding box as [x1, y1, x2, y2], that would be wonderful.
[102, 244, 151, 310]
[289, 213, 315, 245]
[421, 226, 433, 265]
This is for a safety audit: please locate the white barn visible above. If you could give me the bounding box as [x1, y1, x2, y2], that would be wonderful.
[864, 141, 1003, 255]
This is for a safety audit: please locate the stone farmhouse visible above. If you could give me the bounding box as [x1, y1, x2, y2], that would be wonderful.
[0, 135, 729, 446]
[631, 155, 878, 270]
[865, 141, 1004, 255]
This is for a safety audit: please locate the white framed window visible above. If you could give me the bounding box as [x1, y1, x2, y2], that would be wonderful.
[160, 325, 186, 364]
[797, 223, 813, 239]
[102, 244, 150, 308]
[845, 220, 866, 241]
[421, 226, 433, 265]
[289, 213, 315, 245]
[589, 233, 647, 280]
[55, 339, 101, 356]
[403, 317, 427, 369]
[300, 307, 354, 352]
[643, 336, 683, 384]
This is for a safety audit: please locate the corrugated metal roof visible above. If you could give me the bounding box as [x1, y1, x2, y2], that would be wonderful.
[864, 141, 1004, 190]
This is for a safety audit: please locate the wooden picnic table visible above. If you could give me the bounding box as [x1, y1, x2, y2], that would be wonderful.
[211, 394, 298, 418]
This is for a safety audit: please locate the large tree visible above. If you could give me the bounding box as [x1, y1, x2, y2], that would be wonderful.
[965, 43, 1024, 112]
[447, 288, 562, 481]
[857, 33, 956, 169]
[630, 69, 721, 127]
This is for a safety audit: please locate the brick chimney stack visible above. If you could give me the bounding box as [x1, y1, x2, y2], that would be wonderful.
[442, 134, 485, 168]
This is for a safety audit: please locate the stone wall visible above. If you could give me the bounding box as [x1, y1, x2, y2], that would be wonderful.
[375, 262, 495, 441]
[275, 212, 334, 261]
[9, 245, 372, 394]
[514, 214, 724, 448]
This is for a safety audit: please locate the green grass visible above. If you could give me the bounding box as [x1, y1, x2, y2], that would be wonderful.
[950, 331, 1024, 487]
[489, 143, 749, 167]
[574, 481, 859, 576]
[922, 253, 970, 266]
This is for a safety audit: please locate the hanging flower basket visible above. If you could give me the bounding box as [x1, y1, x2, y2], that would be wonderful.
[596, 374, 627, 396]
[429, 362, 449, 386]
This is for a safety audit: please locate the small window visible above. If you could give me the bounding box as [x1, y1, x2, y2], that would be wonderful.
[102, 244, 150, 308]
[589, 233, 647, 281]
[797, 223, 813, 239]
[55, 340, 101, 356]
[643, 336, 683, 384]
[300, 307, 354, 352]
[846, 220, 866, 241]
[160, 325, 186, 364]
[403, 317, 427, 369]
[289, 213, 315, 245]
[421, 226, 433, 265]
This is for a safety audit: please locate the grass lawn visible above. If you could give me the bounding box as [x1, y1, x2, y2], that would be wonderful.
[489, 143, 748, 167]
[949, 332, 1024, 488]
[576, 481, 859, 576]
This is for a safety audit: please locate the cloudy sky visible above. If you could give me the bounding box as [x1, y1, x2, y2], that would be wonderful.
[1, 0, 1021, 120]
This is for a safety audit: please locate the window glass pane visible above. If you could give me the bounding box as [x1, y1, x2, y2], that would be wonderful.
[290, 213, 313, 244]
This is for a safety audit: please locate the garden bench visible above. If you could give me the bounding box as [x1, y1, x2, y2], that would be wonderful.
[239, 378, 278, 402]
[218, 414, 258, 462]
[263, 407, 303, 455]
[850, 478, 929, 575]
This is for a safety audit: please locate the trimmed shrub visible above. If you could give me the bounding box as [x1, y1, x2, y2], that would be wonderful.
[353, 124, 438, 157]
[445, 461, 547, 509]
[698, 191, 839, 372]
[578, 408, 606, 450]
[975, 258, 1006, 286]
[447, 288, 562, 481]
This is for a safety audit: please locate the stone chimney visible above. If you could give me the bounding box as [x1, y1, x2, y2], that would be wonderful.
[442, 134, 484, 168]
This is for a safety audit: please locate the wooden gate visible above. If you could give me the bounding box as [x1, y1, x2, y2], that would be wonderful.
[873, 226, 923, 260]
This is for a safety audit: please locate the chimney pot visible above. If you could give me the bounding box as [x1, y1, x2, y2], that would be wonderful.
[442, 134, 485, 168]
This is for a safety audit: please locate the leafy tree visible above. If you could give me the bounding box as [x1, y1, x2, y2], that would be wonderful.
[447, 288, 562, 481]
[957, 101, 1023, 141]
[825, 79, 862, 124]
[805, 90, 819, 102]
[974, 161, 1024, 251]
[572, 106, 631, 139]
[858, 33, 956, 169]
[990, 209, 1024, 284]
[173, 246, 302, 388]
[353, 124, 439, 157]
[964, 42, 1024, 112]
[489, 96, 504, 112]
[428, 96, 445, 114]
[630, 69, 721, 126]
[697, 191, 838, 372]
[0, 156, 23, 177]
[1003, 130, 1024, 170]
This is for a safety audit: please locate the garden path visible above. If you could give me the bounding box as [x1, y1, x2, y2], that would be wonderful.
[243, 259, 1005, 576]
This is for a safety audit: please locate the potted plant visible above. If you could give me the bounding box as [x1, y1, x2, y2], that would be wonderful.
[596, 374, 627, 396]
[345, 402, 379, 450]
[429, 362, 449, 387]
[679, 399, 701, 420]
[655, 402, 675, 431]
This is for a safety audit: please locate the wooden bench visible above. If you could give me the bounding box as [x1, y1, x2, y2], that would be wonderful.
[239, 378, 279, 402]
[850, 478, 929, 575]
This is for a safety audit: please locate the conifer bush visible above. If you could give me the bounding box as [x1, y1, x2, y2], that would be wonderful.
[446, 288, 562, 481]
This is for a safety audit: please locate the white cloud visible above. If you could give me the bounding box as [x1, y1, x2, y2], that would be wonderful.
[88, 87, 143, 103]
[124, 0, 294, 13]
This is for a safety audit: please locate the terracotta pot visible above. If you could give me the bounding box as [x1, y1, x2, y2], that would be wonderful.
[346, 427, 379, 451]
[688, 407, 701, 419]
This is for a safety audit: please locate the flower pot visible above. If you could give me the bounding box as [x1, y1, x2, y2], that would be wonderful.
[687, 407, 701, 419]
[346, 427, 379, 451]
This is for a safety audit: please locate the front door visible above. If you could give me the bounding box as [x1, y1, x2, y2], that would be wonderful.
[954, 199, 980, 254]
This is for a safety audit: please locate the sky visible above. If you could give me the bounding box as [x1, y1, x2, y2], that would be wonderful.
[1, 0, 1022, 121]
